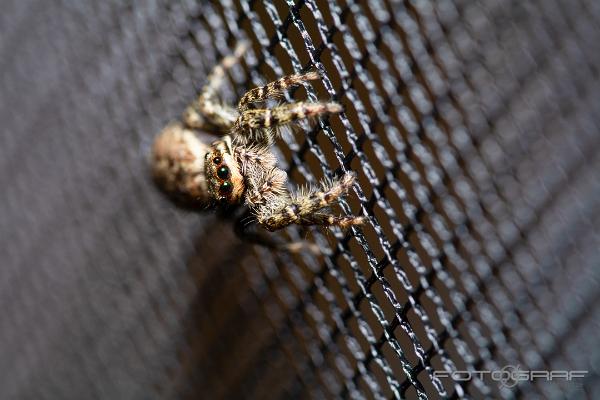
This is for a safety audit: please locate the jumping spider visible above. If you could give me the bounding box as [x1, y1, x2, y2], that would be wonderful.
[152, 42, 365, 246]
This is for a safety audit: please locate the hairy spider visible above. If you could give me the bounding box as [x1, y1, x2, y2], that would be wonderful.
[152, 42, 365, 241]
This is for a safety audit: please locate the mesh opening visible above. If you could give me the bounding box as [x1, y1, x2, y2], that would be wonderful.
[1, 0, 599, 399]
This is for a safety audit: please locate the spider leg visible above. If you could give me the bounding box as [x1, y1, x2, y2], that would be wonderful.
[255, 172, 366, 231]
[182, 41, 249, 132]
[235, 101, 342, 144]
[234, 209, 322, 254]
[238, 71, 320, 111]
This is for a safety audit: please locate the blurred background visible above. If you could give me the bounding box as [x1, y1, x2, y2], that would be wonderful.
[1, 0, 599, 399]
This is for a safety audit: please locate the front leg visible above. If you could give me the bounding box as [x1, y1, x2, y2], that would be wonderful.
[255, 172, 366, 231]
[234, 101, 342, 145]
[238, 71, 320, 110]
[234, 209, 322, 254]
[238, 102, 342, 129]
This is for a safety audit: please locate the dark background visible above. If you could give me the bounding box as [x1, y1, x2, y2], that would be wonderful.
[1, 0, 599, 399]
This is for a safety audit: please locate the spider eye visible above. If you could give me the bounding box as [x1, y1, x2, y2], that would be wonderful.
[213, 156, 222, 165]
[217, 166, 230, 179]
[219, 181, 233, 194]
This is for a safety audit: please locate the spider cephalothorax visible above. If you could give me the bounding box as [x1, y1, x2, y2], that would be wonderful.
[152, 42, 365, 236]
[205, 137, 245, 204]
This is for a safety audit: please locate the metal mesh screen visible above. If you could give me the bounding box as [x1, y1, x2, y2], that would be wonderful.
[1, 0, 599, 399]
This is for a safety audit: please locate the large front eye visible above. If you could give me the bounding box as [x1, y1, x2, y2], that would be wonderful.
[219, 181, 233, 194]
[217, 166, 230, 179]
[212, 156, 222, 165]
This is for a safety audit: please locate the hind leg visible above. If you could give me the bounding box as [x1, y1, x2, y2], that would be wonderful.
[183, 41, 249, 131]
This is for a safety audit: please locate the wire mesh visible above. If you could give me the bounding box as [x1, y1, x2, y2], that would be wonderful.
[1, 0, 599, 399]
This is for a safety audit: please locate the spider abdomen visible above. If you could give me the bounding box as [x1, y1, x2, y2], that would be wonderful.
[152, 122, 211, 209]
